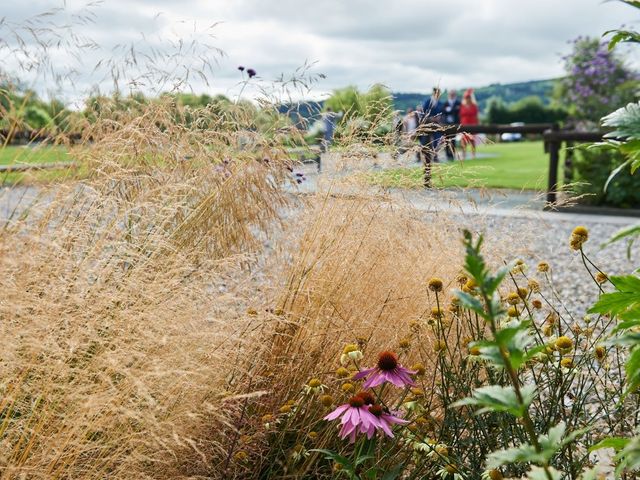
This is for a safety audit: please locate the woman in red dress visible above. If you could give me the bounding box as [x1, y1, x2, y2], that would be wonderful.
[459, 88, 479, 159]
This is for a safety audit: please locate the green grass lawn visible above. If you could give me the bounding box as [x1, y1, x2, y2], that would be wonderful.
[369, 140, 559, 190]
[0, 145, 76, 185]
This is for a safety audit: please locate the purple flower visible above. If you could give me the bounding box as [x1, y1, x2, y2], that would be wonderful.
[238, 66, 245, 72]
[368, 404, 409, 438]
[353, 351, 416, 389]
[247, 68, 257, 78]
[324, 395, 382, 443]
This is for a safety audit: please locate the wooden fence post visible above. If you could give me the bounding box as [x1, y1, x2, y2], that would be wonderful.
[564, 141, 574, 184]
[546, 124, 560, 205]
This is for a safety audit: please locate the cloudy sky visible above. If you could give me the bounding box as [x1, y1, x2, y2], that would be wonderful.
[1, 0, 638, 104]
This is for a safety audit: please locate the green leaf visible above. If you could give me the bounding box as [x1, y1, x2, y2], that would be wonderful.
[311, 449, 353, 470]
[624, 347, 640, 398]
[603, 102, 640, 141]
[604, 159, 631, 192]
[605, 29, 640, 50]
[453, 384, 535, 417]
[487, 443, 541, 469]
[590, 437, 630, 453]
[601, 222, 640, 249]
[588, 274, 640, 317]
[454, 290, 487, 319]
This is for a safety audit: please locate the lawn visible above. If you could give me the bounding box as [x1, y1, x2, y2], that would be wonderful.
[0, 145, 76, 185]
[369, 140, 558, 190]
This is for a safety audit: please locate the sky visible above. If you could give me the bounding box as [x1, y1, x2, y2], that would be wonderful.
[1, 0, 638, 105]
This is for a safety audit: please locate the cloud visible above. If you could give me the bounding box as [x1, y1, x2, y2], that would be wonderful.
[0, 0, 637, 104]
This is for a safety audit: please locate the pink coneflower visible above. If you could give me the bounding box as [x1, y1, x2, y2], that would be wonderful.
[368, 404, 409, 438]
[323, 396, 381, 443]
[353, 351, 416, 389]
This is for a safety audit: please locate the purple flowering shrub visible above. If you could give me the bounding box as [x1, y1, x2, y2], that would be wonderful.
[559, 36, 637, 123]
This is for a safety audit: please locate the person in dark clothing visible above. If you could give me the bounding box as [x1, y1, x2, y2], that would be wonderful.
[418, 87, 444, 187]
[442, 89, 461, 160]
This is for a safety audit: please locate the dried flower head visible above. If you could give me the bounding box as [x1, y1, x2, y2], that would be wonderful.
[428, 277, 444, 292]
[561, 357, 574, 369]
[527, 279, 540, 293]
[537, 261, 550, 273]
[507, 306, 519, 317]
[335, 367, 350, 378]
[308, 378, 322, 388]
[595, 271, 608, 284]
[506, 292, 521, 305]
[570, 226, 589, 250]
[320, 394, 334, 407]
[532, 299, 543, 309]
[555, 336, 574, 351]
[595, 345, 606, 361]
[398, 338, 411, 349]
[411, 362, 426, 376]
[341, 383, 355, 393]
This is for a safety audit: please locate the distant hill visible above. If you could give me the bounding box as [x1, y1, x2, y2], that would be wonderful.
[394, 78, 560, 113]
[279, 78, 561, 125]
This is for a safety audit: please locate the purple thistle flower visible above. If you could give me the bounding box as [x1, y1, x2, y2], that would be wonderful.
[353, 351, 416, 389]
[238, 66, 245, 72]
[247, 68, 257, 78]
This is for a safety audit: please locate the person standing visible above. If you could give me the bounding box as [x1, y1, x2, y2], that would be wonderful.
[442, 89, 461, 161]
[321, 107, 339, 152]
[402, 107, 420, 162]
[459, 88, 480, 159]
[419, 88, 444, 187]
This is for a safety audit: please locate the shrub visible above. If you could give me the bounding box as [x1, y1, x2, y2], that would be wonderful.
[572, 148, 640, 208]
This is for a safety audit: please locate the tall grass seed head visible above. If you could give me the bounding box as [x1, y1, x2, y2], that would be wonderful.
[428, 277, 444, 292]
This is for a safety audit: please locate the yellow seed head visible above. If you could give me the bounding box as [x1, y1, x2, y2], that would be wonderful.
[308, 378, 322, 388]
[261, 414, 274, 423]
[320, 394, 334, 407]
[456, 273, 468, 285]
[335, 367, 350, 378]
[234, 451, 248, 462]
[488, 469, 504, 480]
[411, 387, 425, 397]
[469, 345, 481, 356]
[399, 338, 411, 349]
[537, 261, 550, 273]
[506, 292, 521, 305]
[308, 431, 318, 440]
[555, 336, 574, 351]
[543, 324, 554, 337]
[343, 343, 358, 355]
[561, 357, 574, 369]
[445, 464, 458, 474]
[246, 307, 258, 316]
[527, 279, 540, 293]
[434, 340, 447, 353]
[431, 306, 443, 318]
[435, 444, 449, 456]
[595, 345, 606, 361]
[507, 306, 519, 317]
[517, 287, 529, 299]
[279, 405, 292, 414]
[411, 362, 426, 376]
[572, 226, 589, 239]
[341, 383, 355, 393]
[428, 277, 444, 292]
